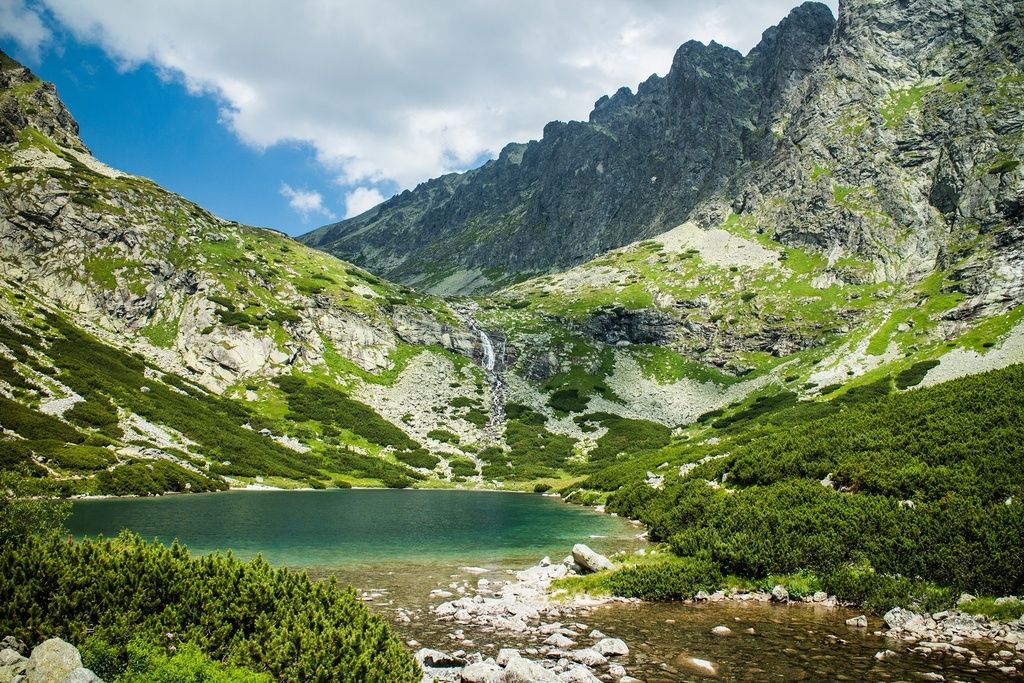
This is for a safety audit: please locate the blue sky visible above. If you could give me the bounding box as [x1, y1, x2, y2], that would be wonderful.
[0, 0, 836, 237]
[1, 37, 360, 234]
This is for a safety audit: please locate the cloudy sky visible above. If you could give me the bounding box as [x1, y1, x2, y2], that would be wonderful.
[1, 0, 836, 235]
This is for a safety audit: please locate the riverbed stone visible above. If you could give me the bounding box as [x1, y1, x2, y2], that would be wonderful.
[846, 615, 868, 628]
[544, 634, 574, 649]
[711, 626, 733, 637]
[567, 649, 606, 667]
[771, 585, 789, 602]
[571, 544, 615, 574]
[884, 607, 918, 630]
[460, 662, 503, 683]
[502, 656, 559, 682]
[557, 664, 602, 683]
[496, 649, 520, 667]
[416, 648, 464, 668]
[594, 638, 629, 656]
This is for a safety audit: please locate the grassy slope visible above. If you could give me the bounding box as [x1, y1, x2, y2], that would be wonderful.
[555, 362, 1024, 615]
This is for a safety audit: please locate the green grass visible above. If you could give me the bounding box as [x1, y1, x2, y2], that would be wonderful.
[959, 597, 1024, 622]
[140, 318, 180, 348]
[881, 83, 937, 128]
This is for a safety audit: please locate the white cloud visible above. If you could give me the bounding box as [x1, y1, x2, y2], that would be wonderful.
[0, 0, 52, 61]
[344, 186, 384, 219]
[280, 183, 335, 221]
[14, 0, 838, 191]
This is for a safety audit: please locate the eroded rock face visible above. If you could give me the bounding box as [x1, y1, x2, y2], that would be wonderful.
[737, 0, 1024, 312]
[299, 4, 836, 293]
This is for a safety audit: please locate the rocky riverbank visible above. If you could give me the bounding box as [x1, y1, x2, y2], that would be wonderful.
[408, 544, 1024, 682]
[416, 544, 641, 682]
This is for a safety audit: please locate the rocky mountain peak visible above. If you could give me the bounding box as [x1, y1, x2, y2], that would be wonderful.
[0, 49, 83, 150]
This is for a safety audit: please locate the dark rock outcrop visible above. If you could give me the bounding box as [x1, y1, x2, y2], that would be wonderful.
[300, 3, 837, 293]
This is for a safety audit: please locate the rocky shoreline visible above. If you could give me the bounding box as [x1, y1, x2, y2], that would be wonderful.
[410, 545, 1024, 682]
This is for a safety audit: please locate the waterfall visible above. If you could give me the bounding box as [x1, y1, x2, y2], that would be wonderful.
[479, 330, 495, 372]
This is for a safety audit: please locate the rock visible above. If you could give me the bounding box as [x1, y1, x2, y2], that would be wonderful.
[415, 648, 464, 668]
[884, 607, 918, 630]
[812, 591, 828, 602]
[502, 656, 560, 682]
[694, 590, 711, 601]
[608, 663, 627, 679]
[593, 638, 629, 656]
[567, 649, 607, 667]
[557, 664, 602, 683]
[846, 615, 868, 628]
[874, 649, 898, 661]
[496, 649, 520, 667]
[957, 593, 977, 606]
[25, 638, 86, 683]
[460, 662, 503, 683]
[0, 640, 25, 657]
[711, 625, 733, 636]
[917, 673, 944, 682]
[0, 650, 25, 667]
[571, 544, 615, 574]
[771, 585, 789, 603]
[62, 670, 101, 683]
[587, 630, 605, 639]
[544, 634, 574, 649]
[676, 656, 719, 676]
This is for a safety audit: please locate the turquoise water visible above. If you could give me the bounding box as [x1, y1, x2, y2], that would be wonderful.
[68, 489, 640, 568]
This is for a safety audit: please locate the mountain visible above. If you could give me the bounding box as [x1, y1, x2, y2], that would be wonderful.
[302, 0, 1023, 306]
[1, 0, 1023, 498]
[300, 2, 836, 293]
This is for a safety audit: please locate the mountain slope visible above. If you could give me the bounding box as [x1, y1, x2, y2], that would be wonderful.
[0, 52, 503, 493]
[300, 2, 836, 293]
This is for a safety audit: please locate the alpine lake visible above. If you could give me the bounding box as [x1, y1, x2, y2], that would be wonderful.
[70, 489, 1008, 681]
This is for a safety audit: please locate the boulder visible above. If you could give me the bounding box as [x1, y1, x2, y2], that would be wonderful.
[593, 638, 629, 657]
[571, 544, 615, 574]
[558, 664, 602, 683]
[460, 662, 503, 683]
[0, 640, 25, 657]
[846, 615, 868, 628]
[544, 634, 574, 649]
[415, 648, 464, 668]
[771, 585, 789, 603]
[502, 656, 560, 682]
[568, 649, 607, 667]
[496, 649, 520, 667]
[883, 607, 917, 630]
[0, 650, 25, 667]
[25, 638, 85, 683]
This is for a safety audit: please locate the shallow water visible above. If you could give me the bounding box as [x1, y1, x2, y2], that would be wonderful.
[71, 490, 1010, 681]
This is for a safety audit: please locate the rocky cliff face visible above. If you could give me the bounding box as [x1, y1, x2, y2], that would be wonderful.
[726, 0, 1024, 319]
[303, 0, 1023, 311]
[0, 52, 490, 392]
[300, 2, 836, 293]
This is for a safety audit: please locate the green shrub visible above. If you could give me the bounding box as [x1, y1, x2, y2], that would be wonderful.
[603, 558, 722, 601]
[448, 458, 477, 478]
[895, 359, 940, 389]
[549, 389, 588, 414]
[426, 429, 460, 445]
[395, 450, 440, 469]
[0, 533, 419, 682]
